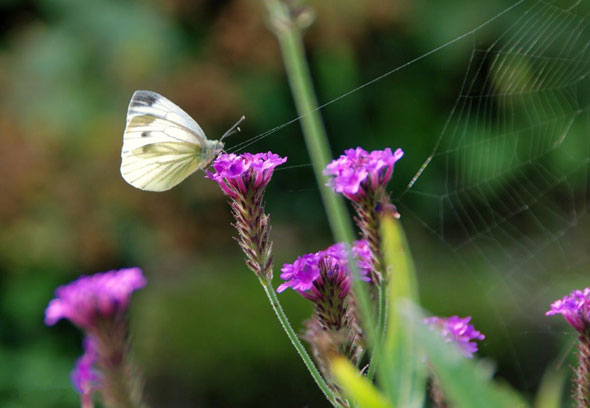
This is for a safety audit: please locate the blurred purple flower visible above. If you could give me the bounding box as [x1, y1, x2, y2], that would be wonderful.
[44, 267, 146, 330]
[324, 147, 403, 202]
[278, 240, 371, 298]
[72, 337, 100, 408]
[547, 288, 590, 333]
[206, 152, 287, 199]
[424, 315, 485, 358]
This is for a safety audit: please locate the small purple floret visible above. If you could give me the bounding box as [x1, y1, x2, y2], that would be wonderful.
[206, 152, 287, 199]
[324, 147, 403, 201]
[44, 267, 146, 330]
[278, 241, 371, 297]
[546, 288, 590, 333]
[424, 315, 485, 358]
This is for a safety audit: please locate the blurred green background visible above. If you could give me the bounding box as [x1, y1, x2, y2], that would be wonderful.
[1, 0, 589, 406]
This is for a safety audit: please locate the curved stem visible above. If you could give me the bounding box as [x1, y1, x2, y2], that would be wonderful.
[259, 277, 341, 407]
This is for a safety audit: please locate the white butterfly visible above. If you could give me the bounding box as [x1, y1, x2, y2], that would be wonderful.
[121, 90, 244, 192]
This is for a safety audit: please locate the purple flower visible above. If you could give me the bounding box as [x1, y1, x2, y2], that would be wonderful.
[278, 253, 319, 293]
[72, 337, 100, 407]
[546, 288, 590, 333]
[283, 243, 368, 367]
[277, 240, 371, 298]
[206, 152, 287, 199]
[324, 147, 403, 202]
[45, 267, 146, 330]
[424, 315, 485, 358]
[207, 152, 286, 279]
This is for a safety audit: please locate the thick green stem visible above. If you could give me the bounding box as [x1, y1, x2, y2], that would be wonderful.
[259, 277, 341, 407]
[264, 0, 353, 245]
[264, 0, 379, 382]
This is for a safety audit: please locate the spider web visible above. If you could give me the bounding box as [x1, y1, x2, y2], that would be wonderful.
[397, 0, 589, 287]
[391, 0, 590, 386]
[239, 0, 590, 389]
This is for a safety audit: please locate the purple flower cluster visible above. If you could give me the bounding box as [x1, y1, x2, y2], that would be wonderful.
[278, 241, 371, 299]
[207, 152, 286, 279]
[324, 147, 404, 201]
[546, 288, 590, 333]
[45, 267, 146, 330]
[206, 152, 287, 199]
[424, 315, 485, 358]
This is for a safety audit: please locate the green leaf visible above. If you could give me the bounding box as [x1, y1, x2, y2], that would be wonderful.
[401, 303, 529, 408]
[534, 366, 565, 408]
[330, 356, 392, 408]
[380, 215, 426, 407]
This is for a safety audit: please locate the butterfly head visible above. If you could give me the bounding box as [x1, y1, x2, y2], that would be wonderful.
[200, 139, 225, 169]
[212, 139, 225, 155]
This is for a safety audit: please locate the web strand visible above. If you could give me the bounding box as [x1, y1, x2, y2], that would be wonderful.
[228, 0, 527, 155]
[236, 0, 590, 316]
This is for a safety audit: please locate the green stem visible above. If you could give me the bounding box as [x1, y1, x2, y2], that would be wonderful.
[259, 277, 341, 407]
[264, 0, 379, 380]
[264, 0, 353, 245]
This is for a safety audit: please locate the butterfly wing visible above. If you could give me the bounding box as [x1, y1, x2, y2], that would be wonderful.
[126, 90, 206, 139]
[121, 90, 209, 192]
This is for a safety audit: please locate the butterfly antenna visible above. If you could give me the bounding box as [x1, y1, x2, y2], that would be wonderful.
[221, 115, 246, 141]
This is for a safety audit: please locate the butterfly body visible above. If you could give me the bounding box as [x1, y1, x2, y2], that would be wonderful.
[120, 90, 225, 192]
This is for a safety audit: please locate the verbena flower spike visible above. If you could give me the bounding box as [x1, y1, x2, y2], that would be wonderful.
[547, 288, 590, 407]
[45, 268, 147, 408]
[279, 241, 371, 404]
[207, 152, 287, 279]
[324, 147, 403, 285]
[324, 147, 403, 382]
